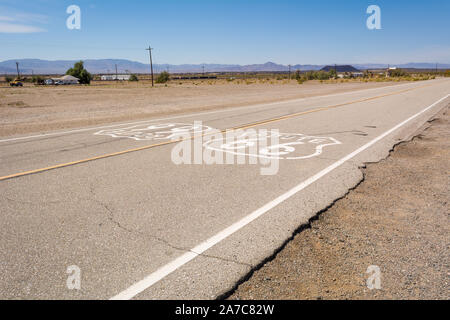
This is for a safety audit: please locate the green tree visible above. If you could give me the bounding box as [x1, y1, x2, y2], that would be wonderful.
[129, 74, 139, 81]
[328, 69, 337, 79]
[156, 71, 170, 84]
[66, 61, 93, 84]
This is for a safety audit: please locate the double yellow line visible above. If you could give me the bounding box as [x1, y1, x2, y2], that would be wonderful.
[0, 83, 430, 181]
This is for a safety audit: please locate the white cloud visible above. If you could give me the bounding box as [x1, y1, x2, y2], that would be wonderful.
[0, 8, 48, 33]
[0, 15, 16, 22]
[0, 22, 46, 33]
[15, 13, 48, 24]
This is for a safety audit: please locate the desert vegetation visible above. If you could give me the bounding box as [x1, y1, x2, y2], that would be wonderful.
[66, 61, 93, 84]
[156, 71, 170, 83]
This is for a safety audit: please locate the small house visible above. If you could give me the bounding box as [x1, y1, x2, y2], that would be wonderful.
[47, 75, 80, 85]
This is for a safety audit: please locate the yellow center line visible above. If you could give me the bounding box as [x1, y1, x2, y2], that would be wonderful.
[0, 83, 431, 181]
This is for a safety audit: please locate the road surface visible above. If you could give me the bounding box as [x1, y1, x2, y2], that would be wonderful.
[0, 79, 449, 299]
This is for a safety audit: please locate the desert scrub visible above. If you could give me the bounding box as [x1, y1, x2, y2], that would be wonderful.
[129, 74, 139, 81]
[156, 71, 170, 84]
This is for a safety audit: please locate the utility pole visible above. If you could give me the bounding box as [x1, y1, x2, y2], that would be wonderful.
[16, 62, 20, 79]
[202, 65, 205, 76]
[435, 63, 438, 74]
[115, 64, 118, 81]
[146, 46, 154, 87]
[288, 64, 291, 80]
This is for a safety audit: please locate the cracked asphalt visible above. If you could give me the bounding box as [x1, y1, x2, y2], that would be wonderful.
[0, 79, 449, 299]
[229, 106, 450, 300]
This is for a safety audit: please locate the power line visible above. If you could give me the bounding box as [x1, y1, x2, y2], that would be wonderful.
[146, 46, 154, 87]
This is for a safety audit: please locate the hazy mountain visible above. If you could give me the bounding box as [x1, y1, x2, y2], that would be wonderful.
[0, 59, 448, 75]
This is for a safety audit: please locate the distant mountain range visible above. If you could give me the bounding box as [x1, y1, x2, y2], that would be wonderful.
[1, 59, 448, 75]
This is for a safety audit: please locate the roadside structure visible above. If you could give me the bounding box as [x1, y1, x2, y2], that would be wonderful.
[100, 74, 131, 81]
[46, 75, 80, 85]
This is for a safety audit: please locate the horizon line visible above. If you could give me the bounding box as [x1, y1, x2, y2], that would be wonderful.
[1, 59, 449, 66]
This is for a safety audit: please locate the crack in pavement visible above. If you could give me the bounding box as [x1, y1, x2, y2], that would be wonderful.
[87, 184, 252, 268]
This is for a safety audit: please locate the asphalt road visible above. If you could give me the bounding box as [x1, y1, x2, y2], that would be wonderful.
[0, 79, 449, 299]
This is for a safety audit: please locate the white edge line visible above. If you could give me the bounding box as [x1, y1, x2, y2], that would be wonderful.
[110, 93, 449, 300]
[0, 81, 429, 143]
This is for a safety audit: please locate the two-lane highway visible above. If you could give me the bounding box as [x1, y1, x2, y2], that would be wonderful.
[0, 79, 448, 299]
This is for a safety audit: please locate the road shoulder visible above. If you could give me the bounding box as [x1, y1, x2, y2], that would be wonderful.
[229, 105, 450, 300]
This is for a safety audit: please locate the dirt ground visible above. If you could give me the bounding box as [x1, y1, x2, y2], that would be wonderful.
[0, 81, 404, 137]
[229, 106, 450, 300]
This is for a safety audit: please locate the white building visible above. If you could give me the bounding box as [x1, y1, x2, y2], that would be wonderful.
[101, 74, 131, 81]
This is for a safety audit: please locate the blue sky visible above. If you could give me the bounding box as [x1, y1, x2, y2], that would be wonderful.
[0, 0, 449, 64]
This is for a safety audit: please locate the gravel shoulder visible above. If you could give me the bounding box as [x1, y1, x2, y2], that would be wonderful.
[229, 105, 450, 300]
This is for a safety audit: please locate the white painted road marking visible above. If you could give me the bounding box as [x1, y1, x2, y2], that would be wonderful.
[0, 81, 425, 144]
[95, 123, 214, 141]
[204, 132, 342, 160]
[110, 94, 449, 300]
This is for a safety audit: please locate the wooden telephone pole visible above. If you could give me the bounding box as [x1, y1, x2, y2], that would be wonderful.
[146, 46, 154, 87]
[16, 62, 20, 79]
